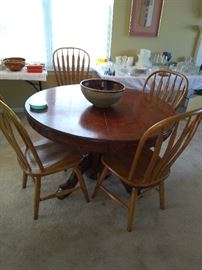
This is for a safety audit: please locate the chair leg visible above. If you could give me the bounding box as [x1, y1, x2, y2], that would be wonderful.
[127, 188, 138, 232]
[22, 172, 28, 189]
[74, 167, 90, 203]
[33, 177, 41, 220]
[91, 166, 109, 199]
[159, 181, 165, 209]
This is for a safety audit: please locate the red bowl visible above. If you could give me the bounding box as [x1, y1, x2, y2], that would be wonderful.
[27, 65, 43, 73]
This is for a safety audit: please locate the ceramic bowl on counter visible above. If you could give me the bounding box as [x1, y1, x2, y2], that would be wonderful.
[3, 57, 26, 71]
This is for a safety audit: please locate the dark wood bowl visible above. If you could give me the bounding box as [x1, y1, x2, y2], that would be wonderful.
[3, 57, 26, 71]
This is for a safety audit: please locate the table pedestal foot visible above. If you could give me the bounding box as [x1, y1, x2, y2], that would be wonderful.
[57, 153, 100, 200]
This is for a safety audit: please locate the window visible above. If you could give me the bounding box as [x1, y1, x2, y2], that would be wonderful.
[0, 0, 114, 69]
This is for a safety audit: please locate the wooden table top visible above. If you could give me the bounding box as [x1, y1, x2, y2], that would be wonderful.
[24, 84, 175, 152]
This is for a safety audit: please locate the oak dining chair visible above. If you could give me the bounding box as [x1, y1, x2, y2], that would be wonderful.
[52, 47, 90, 86]
[92, 108, 202, 232]
[142, 70, 189, 110]
[0, 98, 89, 220]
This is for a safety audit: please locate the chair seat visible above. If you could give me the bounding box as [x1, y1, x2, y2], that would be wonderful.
[102, 146, 170, 188]
[24, 139, 84, 175]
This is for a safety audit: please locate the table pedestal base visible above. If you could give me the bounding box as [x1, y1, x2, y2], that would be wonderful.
[56, 152, 133, 199]
[57, 153, 101, 199]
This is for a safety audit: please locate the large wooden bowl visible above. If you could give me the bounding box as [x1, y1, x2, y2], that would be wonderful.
[3, 57, 25, 71]
[80, 78, 125, 108]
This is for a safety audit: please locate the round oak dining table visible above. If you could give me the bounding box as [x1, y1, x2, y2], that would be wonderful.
[24, 84, 175, 150]
[24, 84, 175, 194]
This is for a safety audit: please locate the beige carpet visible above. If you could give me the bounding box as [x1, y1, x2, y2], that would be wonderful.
[0, 114, 202, 270]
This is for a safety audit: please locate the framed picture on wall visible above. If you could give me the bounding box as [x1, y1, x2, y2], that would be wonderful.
[129, 0, 164, 37]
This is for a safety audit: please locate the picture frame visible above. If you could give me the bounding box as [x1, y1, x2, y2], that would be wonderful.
[129, 0, 164, 37]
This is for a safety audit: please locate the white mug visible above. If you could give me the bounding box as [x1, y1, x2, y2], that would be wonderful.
[126, 57, 134, 67]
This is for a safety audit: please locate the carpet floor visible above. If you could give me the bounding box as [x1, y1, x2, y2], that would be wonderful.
[0, 113, 202, 270]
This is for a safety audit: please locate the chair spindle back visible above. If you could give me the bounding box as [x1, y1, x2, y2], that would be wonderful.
[142, 70, 189, 110]
[129, 109, 202, 185]
[53, 47, 90, 86]
[0, 100, 44, 172]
